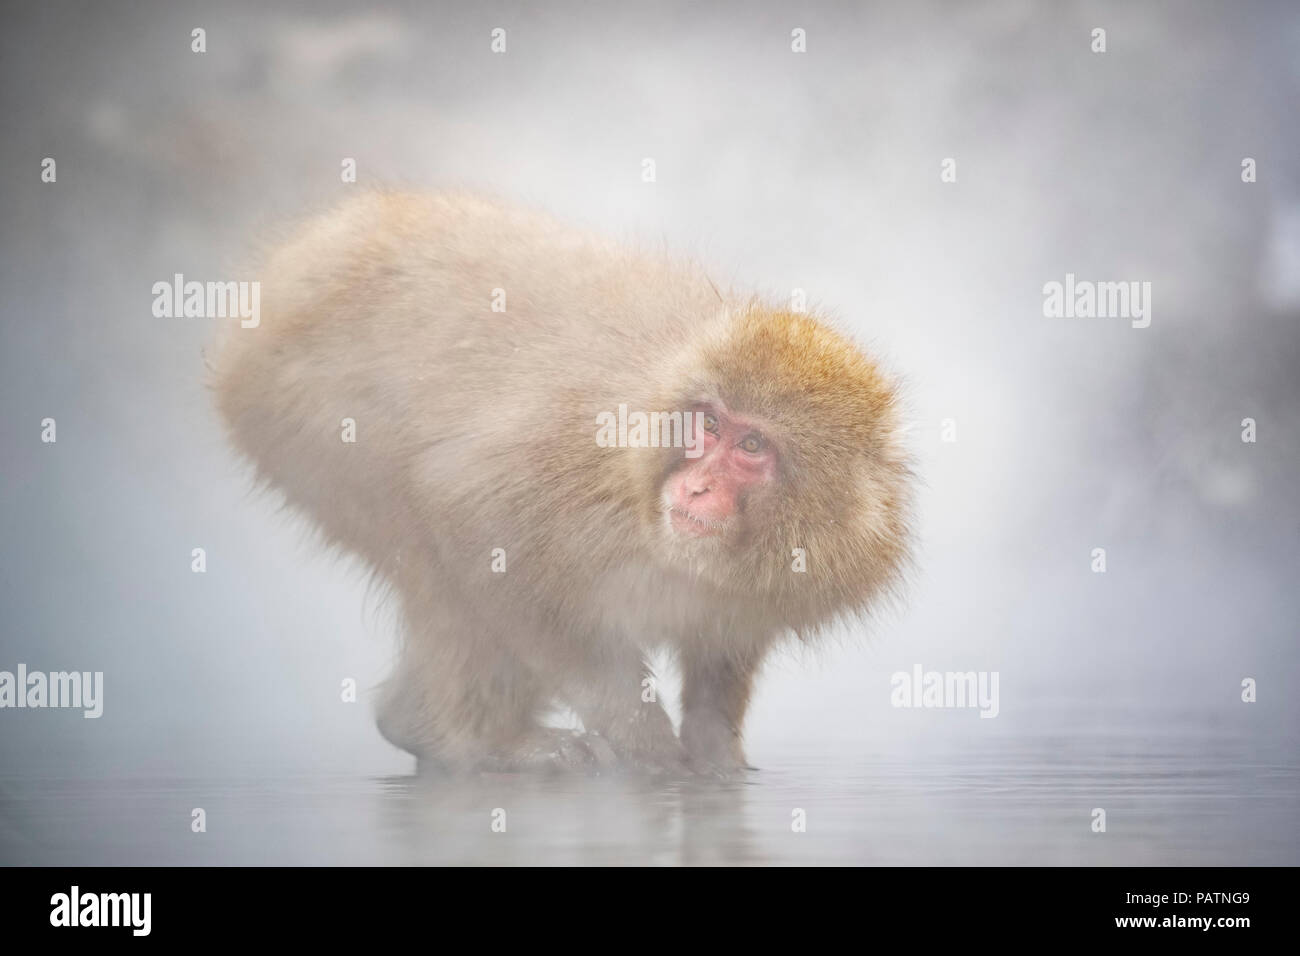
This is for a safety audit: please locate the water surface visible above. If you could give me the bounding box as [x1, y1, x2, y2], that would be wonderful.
[4, 732, 1294, 865]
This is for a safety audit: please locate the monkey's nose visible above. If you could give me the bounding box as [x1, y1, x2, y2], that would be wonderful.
[678, 473, 712, 498]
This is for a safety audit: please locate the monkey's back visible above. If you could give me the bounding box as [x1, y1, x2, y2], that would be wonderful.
[214, 191, 720, 582]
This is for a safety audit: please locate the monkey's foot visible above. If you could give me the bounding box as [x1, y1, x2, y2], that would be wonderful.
[490, 728, 619, 775]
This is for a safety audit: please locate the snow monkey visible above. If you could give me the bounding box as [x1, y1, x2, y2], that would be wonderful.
[214, 191, 912, 775]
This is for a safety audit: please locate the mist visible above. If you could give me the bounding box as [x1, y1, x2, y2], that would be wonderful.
[2, 0, 1297, 864]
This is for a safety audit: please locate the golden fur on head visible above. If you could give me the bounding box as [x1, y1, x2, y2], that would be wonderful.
[645, 303, 913, 633]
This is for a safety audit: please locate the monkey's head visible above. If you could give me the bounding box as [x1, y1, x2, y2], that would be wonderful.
[644, 305, 912, 632]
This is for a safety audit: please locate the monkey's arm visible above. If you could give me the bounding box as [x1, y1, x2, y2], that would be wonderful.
[679, 642, 771, 773]
[559, 645, 686, 773]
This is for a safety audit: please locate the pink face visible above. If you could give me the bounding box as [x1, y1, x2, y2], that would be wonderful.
[667, 405, 779, 537]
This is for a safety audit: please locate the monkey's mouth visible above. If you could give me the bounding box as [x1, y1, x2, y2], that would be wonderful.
[668, 506, 727, 538]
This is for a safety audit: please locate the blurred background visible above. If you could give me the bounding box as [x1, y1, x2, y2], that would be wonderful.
[1, 0, 1297, 864]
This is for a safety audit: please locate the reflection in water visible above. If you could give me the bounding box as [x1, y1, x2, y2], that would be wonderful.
[370, 771, 764, 866]
[3, 732, 1296, 865]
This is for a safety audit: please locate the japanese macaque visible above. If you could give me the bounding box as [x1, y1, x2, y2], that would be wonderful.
[213, 191, 911, 775]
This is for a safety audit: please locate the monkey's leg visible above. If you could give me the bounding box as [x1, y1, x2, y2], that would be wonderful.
[376, 611, 611, 773]
[678, 645, 766, 774]
[376, 641, 524, 769]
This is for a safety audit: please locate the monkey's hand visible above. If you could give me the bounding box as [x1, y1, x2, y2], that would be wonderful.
[680, 709, 753, 779]
[498, 728, 620, 775]
[595, 701, 692, 777]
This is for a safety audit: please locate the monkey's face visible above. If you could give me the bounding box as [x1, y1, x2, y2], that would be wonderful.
[664, 403, 779, 540]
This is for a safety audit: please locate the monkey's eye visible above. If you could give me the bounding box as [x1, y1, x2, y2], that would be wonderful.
[702, 413, 720, 434]
[739, 434, 764, 454]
